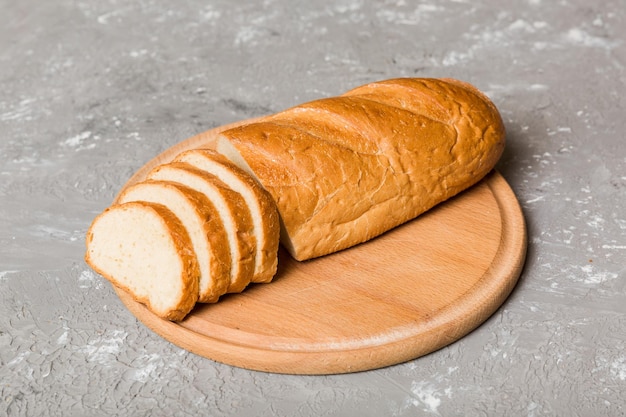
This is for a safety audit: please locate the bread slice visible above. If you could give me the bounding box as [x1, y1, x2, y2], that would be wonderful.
[85, 201, 199, 321]
[216, 78, 505, 261]
[174, 148, 279, 283]
[117, 180, 231, 302]
[146, 163, 256, 293]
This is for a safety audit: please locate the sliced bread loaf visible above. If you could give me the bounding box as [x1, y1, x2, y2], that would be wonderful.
[174, 148, 279, 283]
[117, 180, 231, 302]
[215, 78, 505, 261]
[85, 201, 199, 321]
[146, 163, 256, 293]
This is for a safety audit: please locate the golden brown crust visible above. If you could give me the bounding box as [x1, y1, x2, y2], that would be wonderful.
[217, 78, 505, 261]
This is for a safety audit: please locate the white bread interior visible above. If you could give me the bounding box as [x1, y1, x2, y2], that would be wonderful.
[85, 201, 199, 321]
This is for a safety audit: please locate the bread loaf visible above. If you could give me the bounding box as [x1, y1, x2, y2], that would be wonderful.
[85, 201, 199, 320]
[216, 78, 505, 261]
[85, 76, 504, 321]
[174, 149, 280, 283]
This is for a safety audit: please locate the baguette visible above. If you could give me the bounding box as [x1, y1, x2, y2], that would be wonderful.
[216, 77, 505, 261]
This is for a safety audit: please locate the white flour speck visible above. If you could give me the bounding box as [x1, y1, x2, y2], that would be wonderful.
[579, 264, 617, 285]
[416, 4, 442, 13]
[442, 51, 471, 67]
[565, 28, 619, 49]
[508, 19, 535, 33]
[611, 357, 626, 381]
[77, 329, 127, 365]
[405, 381, 451, 414]
[1, 98, 36, 121]
[57, 330, 69, 345]
[234, 26, 261, 46]
[0, 270, 18, 280]
[7, 351, 30, 367]
[525, 195, 545, 204]
[130, 353, 162, 383]
[126, 132, 141, 140]
[129, 49, 149, 58]
[201, 6, 221, 22]
[78, 269, 99, 289]
[586, 214, 606, 231]
[562, 229, 574, 245]
[97, 8, 128, 25]
[602, 244, 626, 250]
[333, 0, 362, 14]
[63, 131, 92, 147]
[376, 4, 442, 25]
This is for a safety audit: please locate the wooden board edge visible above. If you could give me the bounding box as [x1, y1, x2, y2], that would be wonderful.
[113, 171, 528, 375]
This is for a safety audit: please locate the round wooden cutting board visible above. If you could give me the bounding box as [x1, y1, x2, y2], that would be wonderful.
[113, 119, 527, 375]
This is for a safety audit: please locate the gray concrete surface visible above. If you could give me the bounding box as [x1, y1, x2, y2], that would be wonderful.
[1, 0, 625, 416]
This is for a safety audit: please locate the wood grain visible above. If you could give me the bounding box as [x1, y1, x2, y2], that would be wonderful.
[113, 119, 527, 375]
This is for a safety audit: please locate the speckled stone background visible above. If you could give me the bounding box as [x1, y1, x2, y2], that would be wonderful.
[1, 0, 625, 416]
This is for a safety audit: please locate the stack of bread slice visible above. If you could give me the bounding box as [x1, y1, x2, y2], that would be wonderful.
[85, 148, 280, 321]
